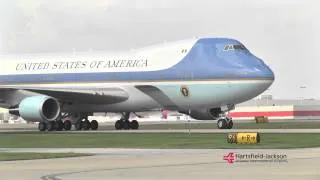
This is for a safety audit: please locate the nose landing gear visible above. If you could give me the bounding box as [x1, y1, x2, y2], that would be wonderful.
[217, 117, 233, 129]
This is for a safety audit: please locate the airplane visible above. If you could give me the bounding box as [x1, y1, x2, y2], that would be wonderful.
[0, 37, 274, 131]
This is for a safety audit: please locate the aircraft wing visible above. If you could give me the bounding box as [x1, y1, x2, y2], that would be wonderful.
[0, 87, 129, 105]
[135, 85, 178, 110]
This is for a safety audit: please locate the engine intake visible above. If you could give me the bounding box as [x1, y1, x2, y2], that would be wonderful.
[10, 96, 60, 122]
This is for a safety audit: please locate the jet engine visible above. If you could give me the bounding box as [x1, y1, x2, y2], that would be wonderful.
[9, 96, 60, 122]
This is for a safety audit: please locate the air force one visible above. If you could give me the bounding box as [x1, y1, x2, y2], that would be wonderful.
[0, 37, 274, 131]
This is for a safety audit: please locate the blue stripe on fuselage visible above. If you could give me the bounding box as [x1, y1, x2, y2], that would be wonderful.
[0, 38, 274, 84]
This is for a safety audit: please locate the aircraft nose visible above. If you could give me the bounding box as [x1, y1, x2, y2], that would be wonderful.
[235, 56, 274, 81]
[255, 58, 274, 80]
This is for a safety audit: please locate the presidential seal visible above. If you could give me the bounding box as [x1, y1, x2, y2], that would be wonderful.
[180, 86, 190, 97]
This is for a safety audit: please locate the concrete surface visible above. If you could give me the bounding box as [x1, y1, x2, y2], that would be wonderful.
[0, 148, 319, 180]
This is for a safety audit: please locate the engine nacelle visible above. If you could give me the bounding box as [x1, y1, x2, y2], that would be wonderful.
[10, 96, 60, 122]
[179, 108, 222, 120]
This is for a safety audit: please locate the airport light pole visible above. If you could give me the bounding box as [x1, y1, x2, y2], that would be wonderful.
[188, 109, 191, 135]
[299, 86, 306, 105]
[265, 88, 271, 106]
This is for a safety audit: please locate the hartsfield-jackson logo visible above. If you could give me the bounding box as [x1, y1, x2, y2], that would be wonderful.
[223, 152, 288, 164]
[223, 153, 235, 164]
[180, 86, 190, 97]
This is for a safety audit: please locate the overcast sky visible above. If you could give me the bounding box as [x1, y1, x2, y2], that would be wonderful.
[0, 0, 319, 99]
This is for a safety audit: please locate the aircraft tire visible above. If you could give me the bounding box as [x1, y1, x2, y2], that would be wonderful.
[91, 120, 99, 130]
[38, 122, 46, 131]
[227, 120, 233, 129]
[123, 121, 130, 130]
[82, 120, 91, 130]
[47, 121, 56, 131]
[55, 120, 64, 131]
[217, 119, 227, 129]
[130, 120, 139, 130]
[75, 121, 82, 131]
[63, 120, 72, 131]
[115, 120, 123, 130]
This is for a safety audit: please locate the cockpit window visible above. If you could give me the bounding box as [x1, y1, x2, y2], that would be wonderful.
[224, 45, 231, 51]
[224, 44, 247, 51]
[233, 44, 246, 50]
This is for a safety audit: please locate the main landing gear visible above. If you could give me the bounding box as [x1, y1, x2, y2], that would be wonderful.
[38, 113, 99, 132]
[217, 117, 233, 129]
[115, 112, 139, 130]
[38, 120, 67, 132]
[73, 116, 99, 131]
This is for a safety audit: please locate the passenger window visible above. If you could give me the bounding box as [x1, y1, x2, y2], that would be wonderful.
[181, 49, 188, 53]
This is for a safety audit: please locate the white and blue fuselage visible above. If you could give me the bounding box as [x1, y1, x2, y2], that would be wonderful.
[0, 37, 274, 116]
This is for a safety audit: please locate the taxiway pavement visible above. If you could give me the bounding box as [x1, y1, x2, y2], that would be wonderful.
[0, 148, 319, 180]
